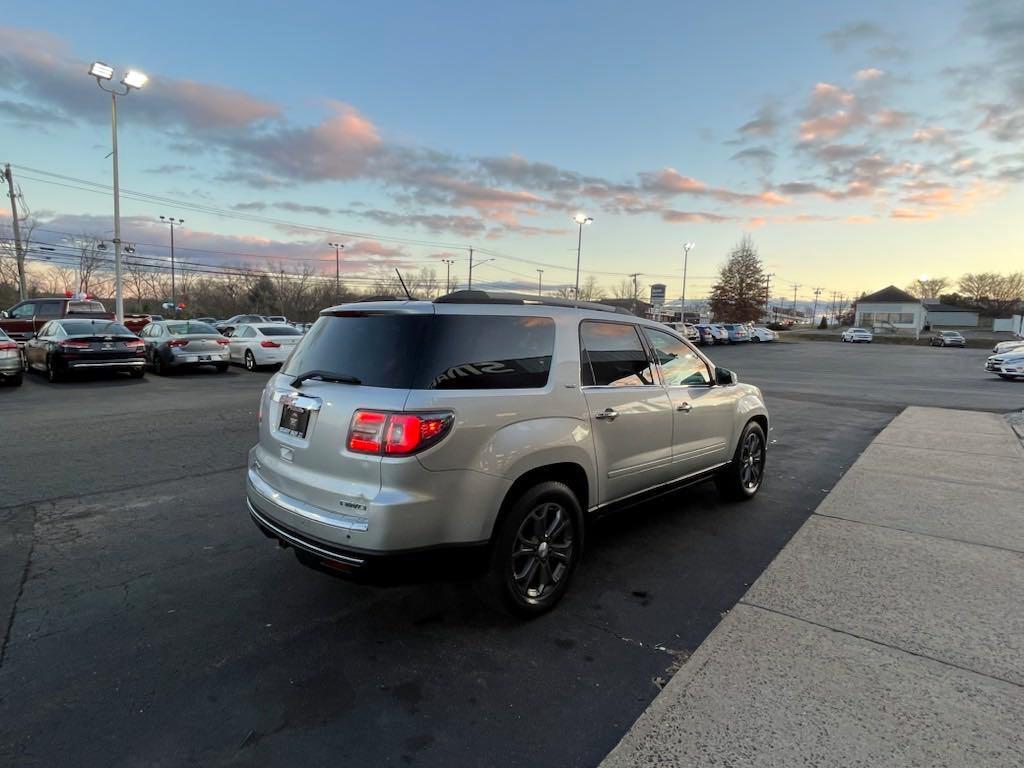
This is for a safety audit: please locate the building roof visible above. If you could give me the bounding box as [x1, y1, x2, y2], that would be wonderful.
[858, 285, 920, 304]
[922, 302, 978, 313]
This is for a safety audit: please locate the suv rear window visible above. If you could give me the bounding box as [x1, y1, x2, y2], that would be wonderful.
[285, 313, 555, 390]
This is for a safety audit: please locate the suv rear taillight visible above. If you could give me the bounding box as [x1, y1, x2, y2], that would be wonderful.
[348, 410, 454, 456]
[260, 340, 280, 348]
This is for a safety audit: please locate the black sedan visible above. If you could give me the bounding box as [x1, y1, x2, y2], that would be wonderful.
[23, 318, 146, 382]
[139, 320, 230, 374]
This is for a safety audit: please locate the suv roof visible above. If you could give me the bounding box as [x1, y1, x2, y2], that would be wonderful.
[329, 290, 633, 317]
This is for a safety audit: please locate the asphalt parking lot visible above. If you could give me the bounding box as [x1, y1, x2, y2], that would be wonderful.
[1, 341, 1020, 767]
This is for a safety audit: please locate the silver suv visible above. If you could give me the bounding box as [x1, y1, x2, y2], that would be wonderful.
[246, 291, 769, 615]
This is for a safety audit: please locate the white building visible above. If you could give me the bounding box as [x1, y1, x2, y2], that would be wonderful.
[922, 302, 980, 328]
[854, 286, 927, 337]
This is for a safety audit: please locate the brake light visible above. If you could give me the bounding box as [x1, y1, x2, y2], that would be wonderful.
[0, 341, 16, 351]
[123, 338, 144, 348]
[168, 338, 190, 348]
[260, 340, 280, 348]
[347, 410, 453, 456]
[216, 338, 230, 346]
[61, 340, 91, 349]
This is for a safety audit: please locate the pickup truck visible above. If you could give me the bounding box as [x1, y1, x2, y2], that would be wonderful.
[0, 297, 151, 343]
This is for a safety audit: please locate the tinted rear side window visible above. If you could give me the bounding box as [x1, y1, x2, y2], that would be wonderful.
[416, 315, 554, 390]
[580, 321, 655, 387]
[284, 313, 554, 390]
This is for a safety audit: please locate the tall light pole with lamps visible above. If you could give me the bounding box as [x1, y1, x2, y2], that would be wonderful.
[159, 216, 184, 312]
[441, 258, 455, 293]
[537, 269, 544, 297]
[329, 242, 345, 301]
[680, 242, 695, 321]
[573, 213, 593, 300]
[89, 62, 147, 322]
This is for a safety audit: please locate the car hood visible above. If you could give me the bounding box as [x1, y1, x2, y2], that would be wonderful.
[991, 352, 1024, 363]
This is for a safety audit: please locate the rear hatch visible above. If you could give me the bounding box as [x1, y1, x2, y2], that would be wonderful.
[254, 307, 434, 511]
[66, 333, 141, 361]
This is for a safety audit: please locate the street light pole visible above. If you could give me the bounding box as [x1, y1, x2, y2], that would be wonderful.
[160, 217, 184, 313]
[442, 258, 455, 293]
[573, 214, 593, 301]
[680, 242, 695, 322]
[90, 62, 146, 323]
[329, 242, 345, 301]
[537, 268, 544, 297]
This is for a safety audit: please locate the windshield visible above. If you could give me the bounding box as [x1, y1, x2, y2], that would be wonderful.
[259, 325, 302, 336]
[60, 320, 133, 335]
[285, 313, 555, 390]
[167, 322, 218, 335]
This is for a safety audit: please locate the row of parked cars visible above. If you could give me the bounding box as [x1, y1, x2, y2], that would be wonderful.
[665, 321, 778, 345]
[0, 302, 312, 386]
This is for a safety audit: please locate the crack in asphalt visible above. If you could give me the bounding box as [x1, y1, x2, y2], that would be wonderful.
[0, 505, 38, 670]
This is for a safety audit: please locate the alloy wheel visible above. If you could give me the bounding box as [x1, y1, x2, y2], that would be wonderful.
[510, 502, 575, 602]
[740, 431, 764, 490]
[245, 350, 255, 371]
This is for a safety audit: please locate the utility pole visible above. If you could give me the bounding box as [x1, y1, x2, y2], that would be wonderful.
[442, 258, 455, 293]
[811, 287, 822, 326]
[160, 216, 184, 313]
[3, 164, 26, 300]
[792, 283, 801, 315]
[829, 291, 837, 323]
[467, 247, 474, 290]
[629, 272, 641, 316]
[764, 273, 774, 322]
[329, 242, 345, 301]
[680, 242, 695, 320]
[536, 268, 544, 297]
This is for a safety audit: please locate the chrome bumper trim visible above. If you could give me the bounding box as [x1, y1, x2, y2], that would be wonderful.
[247, 466, 369, 532]
[248, 500, 365, 566]
[68, 360, 146, 368]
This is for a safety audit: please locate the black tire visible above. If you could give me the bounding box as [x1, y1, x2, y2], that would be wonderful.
[8, 372, 22, 387]
[751, 336, 761, 343]
[152, 350, 167, 375]
[481, 481, 583, 618]
[215, 363, 229, 373]
[46, 356, 63, 383]
[129, 367, 145, 379]
[244, 350, 257, 371]
[998, 374, 1020, 381]
[716, 421, 767, 502]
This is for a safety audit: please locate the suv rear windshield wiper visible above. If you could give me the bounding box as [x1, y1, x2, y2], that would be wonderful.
[290, 370, 362, 388]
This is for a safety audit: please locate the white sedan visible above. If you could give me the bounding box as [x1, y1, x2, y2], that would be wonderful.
[992, 339, 1024, 354]
[842, 327, 873, 343]
[227, 323, 303, 371]
[749, 326, 777, 342]
[985, 349, 1024, 381]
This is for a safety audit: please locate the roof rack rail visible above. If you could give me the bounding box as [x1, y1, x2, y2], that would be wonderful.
[355, 294, 402, 303]
[434, 290, 633, 315]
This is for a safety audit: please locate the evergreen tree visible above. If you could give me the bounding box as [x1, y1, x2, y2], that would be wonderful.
[708, 236, 766, 322]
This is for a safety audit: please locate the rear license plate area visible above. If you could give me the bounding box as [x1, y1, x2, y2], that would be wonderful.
[279, 404, 310, 437]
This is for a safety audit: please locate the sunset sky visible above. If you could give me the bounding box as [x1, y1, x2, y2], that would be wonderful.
[1, 0, 1022, 304]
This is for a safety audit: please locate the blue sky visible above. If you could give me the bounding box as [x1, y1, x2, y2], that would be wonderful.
[2, 0, 1022, 302]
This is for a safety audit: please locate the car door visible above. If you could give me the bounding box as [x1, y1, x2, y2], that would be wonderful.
[642, 327, 735, 477]
[5, 301, 36, 343]
[579, 320, 674, 505]
[24, 320, 47, 368]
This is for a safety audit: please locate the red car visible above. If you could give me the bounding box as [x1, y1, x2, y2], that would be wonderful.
[1, 297, 151, 343]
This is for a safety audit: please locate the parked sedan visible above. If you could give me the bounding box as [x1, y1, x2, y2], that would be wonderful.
[0, 328, 22, 387]
[721, 323, 750, 343]
[228, 323, 304, 371]
[986, 350, 1024, 380]
[930, 330, 966, 348]
[215, 314, 268, 334]
[700, 324, 729, 344]
[23, 318, 145, 382]
[842, 327, 873, 343]
[992, 339, 1024, 354]
[140, 320, 230, 374]
[749, 326, 777, 342]
[663, 322, 700, 343]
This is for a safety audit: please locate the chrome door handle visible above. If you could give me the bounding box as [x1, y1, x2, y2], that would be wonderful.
[676, 402, 692, 413]
[594, 408, 619, 421]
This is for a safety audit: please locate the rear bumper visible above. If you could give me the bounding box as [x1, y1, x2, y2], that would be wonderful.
[168, 352, 227, 367]
[0, 357, 21, 376]
[245, 457, 509, 554]
[66, 359, 145, 370]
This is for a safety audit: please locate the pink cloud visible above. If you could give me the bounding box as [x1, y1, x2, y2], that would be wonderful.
[890, 208, 936, 220]
[799, 111, 862, 142]
[855, 68, 886, 81]
[872, 109, 911, 129]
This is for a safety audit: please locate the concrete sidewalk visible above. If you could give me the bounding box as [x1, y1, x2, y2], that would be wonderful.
[602, 407, 1024, 768]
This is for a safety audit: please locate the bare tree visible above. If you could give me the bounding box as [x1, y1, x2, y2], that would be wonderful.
[958, 272, 1024, 316]
[905, 276, 949, 299]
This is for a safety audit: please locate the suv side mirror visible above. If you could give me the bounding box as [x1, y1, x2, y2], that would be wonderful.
[0, 310, 8, 319]
[715, 367, 737, 386]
